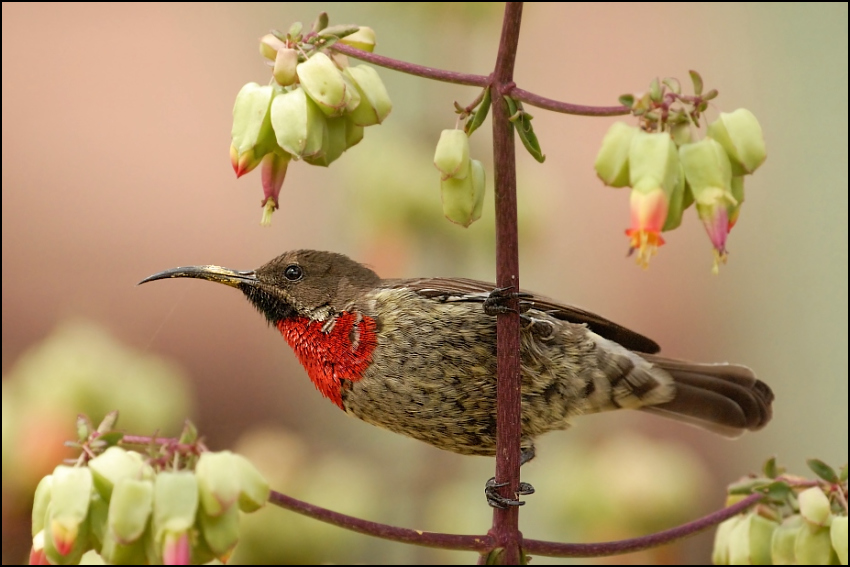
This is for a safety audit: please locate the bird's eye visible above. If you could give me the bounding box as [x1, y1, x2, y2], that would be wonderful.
[283, 264, 303, 281]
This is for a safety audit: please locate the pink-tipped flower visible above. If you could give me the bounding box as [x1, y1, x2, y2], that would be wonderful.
[162, 531, 191, 565]
[694, 189, 735, 274]
[626, 183, 669, 269]
[29, 531, 49, 565]
[260, 152, 290, 226]
[230, 144, 263, 179]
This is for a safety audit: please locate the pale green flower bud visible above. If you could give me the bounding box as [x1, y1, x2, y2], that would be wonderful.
[303, 115, 349, 167]
[713, 515, 743, 565]
[594, 122, 638, 187]
[153, 471, 198, 539]
[259, 34, 285, 61]
[344, 65, 393, 126]
[707, 109, 766, 175]
[108, 479, 153, 544]
[32, 474, 53, 537]
[273, 48, 299, 87]
[728, 513, 778, 565]
[297, 52, 350, 117]
[830, 515, 848, 565]
[795, 522, 837, 565]
[196, 451, 240, 517]
[339, 26, 376, 52]
[199, 503, 240, 557]
[771, 515, 804, 565]
[48, 466, 93, 559]
[270, 87, 327, 159]
[799, 486, 833, 527]
[629, 130, 680, 197]
[88, 446, 150, 501]
[470, 159, 486, 224]
[99, 528, 149, 565]
[232, 454, 270, 513]
[434, 129, 470, 180]
[231, 83, 278, 176]
[441, 160, 481, 227]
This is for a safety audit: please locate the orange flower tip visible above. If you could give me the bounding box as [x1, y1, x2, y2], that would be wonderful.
[625, 229, 665, 269]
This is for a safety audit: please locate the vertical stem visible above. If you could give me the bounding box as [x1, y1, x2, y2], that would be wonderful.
[489, 2, 524, 565]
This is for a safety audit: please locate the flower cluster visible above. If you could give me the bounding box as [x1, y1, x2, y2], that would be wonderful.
[595, 73, 766, 272]
[29, 416, 269, 565]
[713, 459, 848, 565]
[230, 14, 392, 225]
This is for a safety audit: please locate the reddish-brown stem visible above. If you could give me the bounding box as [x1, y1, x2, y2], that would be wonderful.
[523, 493, 764, 557]
[489, 3, 524, 565]
[510, 87, 629, 116]
[268, 490, 494, 552]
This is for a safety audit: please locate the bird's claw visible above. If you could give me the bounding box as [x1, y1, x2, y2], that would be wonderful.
[483, 287, 533, 316]
[484, 477, 535, 509]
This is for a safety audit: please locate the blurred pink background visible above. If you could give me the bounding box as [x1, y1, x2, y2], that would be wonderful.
[3, 3, 847, 564]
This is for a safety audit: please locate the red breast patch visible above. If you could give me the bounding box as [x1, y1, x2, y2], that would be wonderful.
[276, 312, 377, 409]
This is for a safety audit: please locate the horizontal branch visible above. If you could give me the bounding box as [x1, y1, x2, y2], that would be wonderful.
[331, 44, 632, 116]
[523, 492, 764, 558]
[510, 87, 629, 116]
[331, 43, 490, 87]
[268, 489, 495, 552]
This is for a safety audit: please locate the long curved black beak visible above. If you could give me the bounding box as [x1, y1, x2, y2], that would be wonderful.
[138, 265, 258, 288]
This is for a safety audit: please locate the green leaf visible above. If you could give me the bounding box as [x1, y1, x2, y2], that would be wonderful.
[807, 459, 839, 483]
[618, 94, 635, 108]
[763, 456, 779, 479]
[270, 29, 287, 43]
[312, 12, 329, 33]
[465, 87, 491, 136]
[77, 414, 93, 442]
[318, 24, 361, 40]
[729, 477, 772, 495]
[179, 420, 198, 445]
[649, 77, 662, 103]
[95, 431, 125, 448]
[511, 100, 545, 163]
[97, 410, 119, 435]
[689, 70, 704, 96]
[662, 77, 681, 95]
[288, 21, 303, 39]
[703, 88, 719, 101]
[840, 464, 848, 482]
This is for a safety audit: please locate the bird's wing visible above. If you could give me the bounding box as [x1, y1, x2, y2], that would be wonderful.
[386, 277, 661, 354]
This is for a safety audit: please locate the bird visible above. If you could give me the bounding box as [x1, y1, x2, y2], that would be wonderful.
[140, 249, 773, 507]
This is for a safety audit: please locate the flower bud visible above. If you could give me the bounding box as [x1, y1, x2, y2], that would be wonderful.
[88, 446, 151, 501]
[441, 161, 480, 227]
[273, 48, 299, 87]
[303, 116, 350, 168]
[344, 65, 393, 126]
[470, 159, 486, 224]
[628, 131, 680, 195]
[29, 531, 49, 566]
[626, 182, 669, 269]
[662, 164, 689, 232]
[434, 130, 470, 180]
[32, 475, 53, 537]
[259, 34, 285, 61]
[199, 504, 240, 558]
[830, 515, 848, 565]
[713, 515, 743, 565]
[799, 486, 832, 527]
[270, 87, 327, 159]
[297, 52, 351, 117]
[48, 466, 93, 558]
[108, 479, 153, 544]
[795, 522, 837, 565]
[339, 26, 377, 52]
[707, 108, 766, 175]
[162, 530, 190, 565]
[231, 83, 278, 177]
[197, 451, 241, 517]
[99, 528, 149, 565]
[594, 122, 638, 187]
[233, 454, 270, 513]
[771, 514, 803, 565]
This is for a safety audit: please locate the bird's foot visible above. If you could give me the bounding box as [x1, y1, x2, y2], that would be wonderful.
[483, 287, 533, 316]
[485, 477, 536, 509]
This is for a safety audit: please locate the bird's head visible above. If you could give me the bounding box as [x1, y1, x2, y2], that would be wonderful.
[139, 250, 381, 323]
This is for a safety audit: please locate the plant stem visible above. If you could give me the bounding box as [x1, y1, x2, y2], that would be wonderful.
[489, 3, 525, 565]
